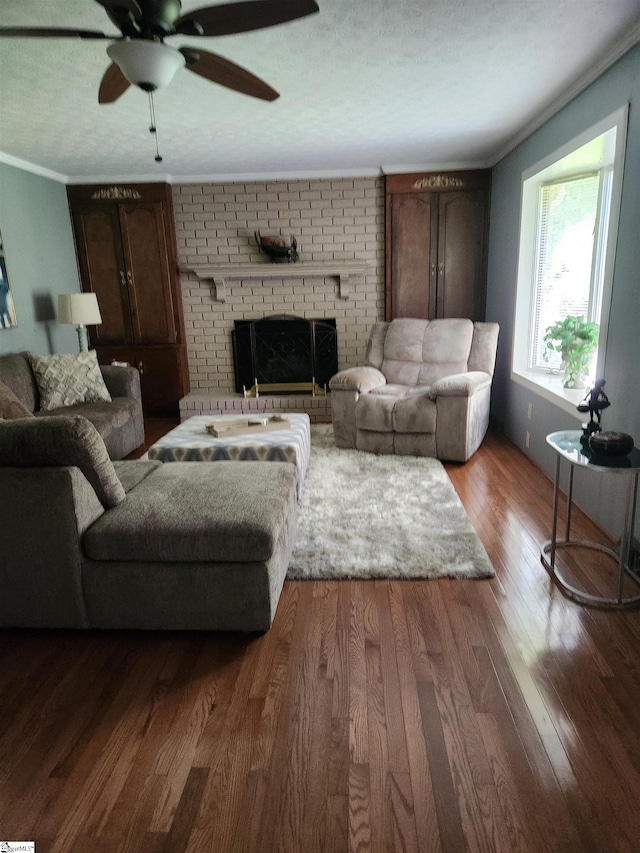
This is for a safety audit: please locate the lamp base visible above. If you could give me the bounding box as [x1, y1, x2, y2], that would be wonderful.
[76, 324, 89, 353]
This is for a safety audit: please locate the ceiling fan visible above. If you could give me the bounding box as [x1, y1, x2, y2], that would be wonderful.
[0, 0, 320, 104]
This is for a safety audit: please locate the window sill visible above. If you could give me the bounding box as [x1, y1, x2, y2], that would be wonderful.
[511, 368, 587, 419]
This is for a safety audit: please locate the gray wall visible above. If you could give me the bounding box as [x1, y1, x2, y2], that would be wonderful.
[0, 162, 81, 356]
[486, 43, 640, 537]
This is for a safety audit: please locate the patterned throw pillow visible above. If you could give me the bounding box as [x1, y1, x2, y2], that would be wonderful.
[28, 350, 112, 412]
[0, 379, 34, 420]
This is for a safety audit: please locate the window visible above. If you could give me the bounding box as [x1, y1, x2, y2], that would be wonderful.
[512, 106, 627, 415]
[531, 173, 602, 370]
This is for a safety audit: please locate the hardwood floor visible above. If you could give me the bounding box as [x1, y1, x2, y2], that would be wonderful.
[126, 418, 181, 458]
[2, 429, 640, 852]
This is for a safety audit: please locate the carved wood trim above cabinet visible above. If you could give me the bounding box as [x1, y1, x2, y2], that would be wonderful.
[385, 170, 491, 195]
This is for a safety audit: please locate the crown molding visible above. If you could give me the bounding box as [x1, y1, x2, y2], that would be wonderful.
[167, 168, 383, 184]
[380, 160, 493, 174]
[490, 23, 640, 166]
[55, 167, 383, 185]
[0, 150, 68, 183]
[64, 172, 173, 185]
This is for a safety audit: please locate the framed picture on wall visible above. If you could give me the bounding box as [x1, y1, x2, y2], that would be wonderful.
[0, 228, 17, 329]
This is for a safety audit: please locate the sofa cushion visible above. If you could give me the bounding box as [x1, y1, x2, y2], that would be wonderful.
[0, 352, 38, 412]
[83, 460, 297, 563]
[0, 379, 34, 420]
[393, 388, 437, 433]
[36, 397, 136, 434]
[34, 396, 144, 461]
[377, 318, 474, 387]
[112, 459, 163, 494]
[28, 350, 112, 412]
[416, 319, 474, 385]
[356, 386, 437, 434]
[0, 414, 125, 508]
[356, 394, 396, 432]
[367, 384, 413, 398]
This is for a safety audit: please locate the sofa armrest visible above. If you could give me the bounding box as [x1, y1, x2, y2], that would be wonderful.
[329, 366, 386, 394]
[0, 466, 103, 628]
[428, 371, 491, 399]
[100, 365, 142, 402]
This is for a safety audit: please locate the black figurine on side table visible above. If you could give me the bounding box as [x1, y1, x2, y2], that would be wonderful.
[577, 378, 610, 445]
[577, 378, 634, 456]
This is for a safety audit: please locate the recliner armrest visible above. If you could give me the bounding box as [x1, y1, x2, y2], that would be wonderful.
[428, 371, 491, 399]
[329, 366, 386, 394]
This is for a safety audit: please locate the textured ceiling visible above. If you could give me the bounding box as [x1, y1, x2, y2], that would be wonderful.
[1, 0, 639, 182]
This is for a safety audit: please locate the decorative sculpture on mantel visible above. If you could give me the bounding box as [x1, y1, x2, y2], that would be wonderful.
[255, 231, 298, 263]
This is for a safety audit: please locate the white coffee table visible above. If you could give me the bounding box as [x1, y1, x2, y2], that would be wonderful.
[147, 413, 311, 497]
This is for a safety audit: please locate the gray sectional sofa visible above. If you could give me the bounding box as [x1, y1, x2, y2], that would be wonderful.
[0, 415, 298, 631]
[0, 351, 144, 459]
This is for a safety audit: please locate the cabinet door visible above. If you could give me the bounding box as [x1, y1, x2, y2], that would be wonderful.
[71, 206, 133, 345]
[95, 344, 187, 417]
[436, 190, 487, 320]
[389, 193, 438, 319]
[118, 202, 178, 345]
[130, 346, 187, 417]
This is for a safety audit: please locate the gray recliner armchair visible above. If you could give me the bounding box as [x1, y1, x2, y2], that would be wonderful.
[329, 318, 499, 462]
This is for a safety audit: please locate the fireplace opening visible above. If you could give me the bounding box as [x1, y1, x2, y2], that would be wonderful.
[232, 314, 338, 394]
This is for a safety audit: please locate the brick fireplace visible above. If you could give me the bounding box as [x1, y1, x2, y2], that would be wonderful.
[172, 176, 385, 422]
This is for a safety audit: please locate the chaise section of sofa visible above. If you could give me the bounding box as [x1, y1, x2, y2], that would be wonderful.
[0, 351, 144, 459]
[0, 415, 298, 632]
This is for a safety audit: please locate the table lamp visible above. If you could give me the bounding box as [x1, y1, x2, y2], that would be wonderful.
[57, 292, 102, 352]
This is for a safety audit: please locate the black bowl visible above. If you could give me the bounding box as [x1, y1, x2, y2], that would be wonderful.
[589, 431, 634, 456]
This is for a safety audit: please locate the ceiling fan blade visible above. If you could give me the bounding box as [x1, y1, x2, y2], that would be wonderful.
[93, 0, 141, 15]
[98, 62, 131, 103]
[0, 27, 111, 39]
[180, 47, 279, 101]
[176, 0, 319, 37]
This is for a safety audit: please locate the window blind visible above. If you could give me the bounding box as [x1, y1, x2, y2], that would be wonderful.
[531, 173, 600, 370]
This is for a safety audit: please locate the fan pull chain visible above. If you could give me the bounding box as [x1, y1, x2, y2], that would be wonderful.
[148, 91, 163, 163]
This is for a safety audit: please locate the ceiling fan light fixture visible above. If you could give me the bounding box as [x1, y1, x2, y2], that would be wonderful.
[107, 39, 185, 91]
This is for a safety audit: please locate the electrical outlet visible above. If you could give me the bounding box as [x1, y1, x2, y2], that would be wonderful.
[525, 431, 531, 448]
[527, 403, 533, 420]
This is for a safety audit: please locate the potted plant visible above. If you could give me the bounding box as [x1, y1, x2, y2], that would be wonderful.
[543, 315, 599, 389]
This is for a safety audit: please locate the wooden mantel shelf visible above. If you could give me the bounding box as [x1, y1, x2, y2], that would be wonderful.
[187, 261, 369, 302]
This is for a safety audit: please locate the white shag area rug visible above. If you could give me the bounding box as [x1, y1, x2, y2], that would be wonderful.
[287, 425, 495, 580]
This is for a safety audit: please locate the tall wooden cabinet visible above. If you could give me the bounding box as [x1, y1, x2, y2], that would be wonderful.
[385, 170, 491, 321]
[67, 183, 189, 417]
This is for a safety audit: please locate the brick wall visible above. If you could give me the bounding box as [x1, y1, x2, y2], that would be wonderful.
[172, 177, 385, 397]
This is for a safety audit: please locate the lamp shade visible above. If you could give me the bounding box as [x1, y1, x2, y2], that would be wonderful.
[107, 39, 186, 91]
[57, 292, 102, 326]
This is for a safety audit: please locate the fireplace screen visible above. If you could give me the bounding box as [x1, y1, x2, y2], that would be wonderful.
[232, 314, 338, 394]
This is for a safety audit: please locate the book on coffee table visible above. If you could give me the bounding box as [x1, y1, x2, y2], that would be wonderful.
[205, 415, 291, 438]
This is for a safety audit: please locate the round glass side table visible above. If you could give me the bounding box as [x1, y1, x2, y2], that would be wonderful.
[541, 430, 640, 609]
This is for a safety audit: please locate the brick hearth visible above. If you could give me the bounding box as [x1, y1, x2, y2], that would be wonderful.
[180, 391, 331, 423]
